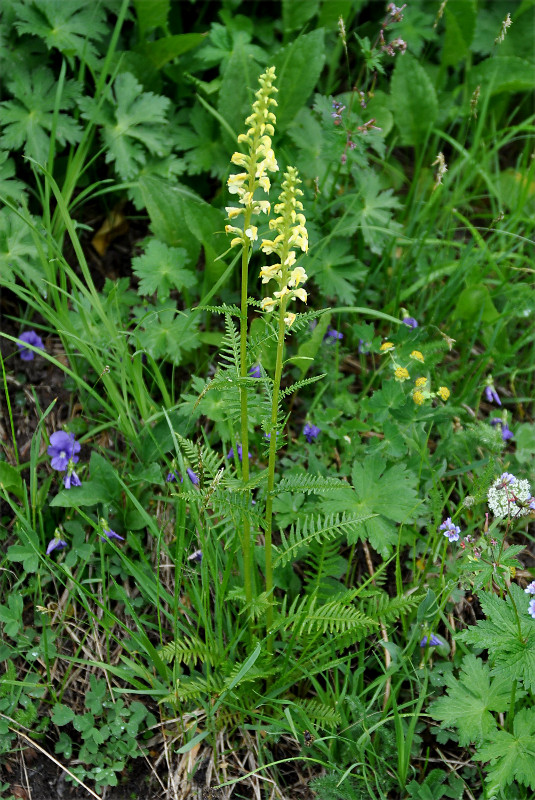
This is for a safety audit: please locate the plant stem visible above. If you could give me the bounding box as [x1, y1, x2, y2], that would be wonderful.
[239, 212, 253, 620]
[264, 299, 288, 650]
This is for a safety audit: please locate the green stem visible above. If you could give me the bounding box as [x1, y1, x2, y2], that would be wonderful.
[264, 299, 288, 650]
[239, 210, 253, 620]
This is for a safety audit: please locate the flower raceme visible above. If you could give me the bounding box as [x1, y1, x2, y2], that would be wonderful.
[225, 66, 278, 247]
[259, 166, 309, 327]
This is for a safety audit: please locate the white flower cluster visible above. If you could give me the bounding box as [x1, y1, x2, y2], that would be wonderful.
[487, 472, 532, 520]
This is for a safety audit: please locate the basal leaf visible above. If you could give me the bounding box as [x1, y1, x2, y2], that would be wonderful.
[390, 53, 438, 146]
[272, 29, 325, 130]
[429, 655, 509, 746]
[442, 0, 477, 67]
[132, 239, 195, 300]
[477, 708, 535, 791]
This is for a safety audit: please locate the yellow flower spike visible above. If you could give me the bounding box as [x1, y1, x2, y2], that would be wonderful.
[380, 342, 394, 352]
[410, 350, 424, 363]
[437, 386, 451, 401]
[413, 390, 425, 405]
[415, 377, 428, 387]
[394, 367, 410, 382]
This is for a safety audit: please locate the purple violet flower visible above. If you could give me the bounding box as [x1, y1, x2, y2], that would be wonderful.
[17, 330, 45, 361]
[324, 327, 343, 342]
[439, 517, 461, 542]
[485, 385, 501, 406]
[490, 419, 514, 441]
[402, 317, 418, 328]
[186, 467, 199, 486]
[358, 340, 371, 354]
[227, 444, 250, 461]
[524, 581, 535, 595]
[188, 549, 203, 563]
[529, 498, 535, 511]
[46, 536, 67, 555]
[499, 472, 516, 486]
[249, 365, 261, 378]
[63, 469, 81, 489]
[303, 423, 321, 443]
[420, 634, 442, 647]
[528, 598, 535, 619]
[100, 526, 125, 543]
[166, 471, 178, 483]
[47, 431, 81, 471]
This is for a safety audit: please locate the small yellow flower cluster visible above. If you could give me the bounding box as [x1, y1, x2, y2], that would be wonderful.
[411, 377, 451, 405]
[381, 341, 424, 383]
[259, 166, 309, 328]
[225, 67, 279, 247]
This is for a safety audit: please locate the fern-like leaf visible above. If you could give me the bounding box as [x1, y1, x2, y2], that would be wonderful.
[275, 474, 343, 495]
[159, 635, 219, 667]
[279, 373, 326, 398]
[274, 512, 375, 568]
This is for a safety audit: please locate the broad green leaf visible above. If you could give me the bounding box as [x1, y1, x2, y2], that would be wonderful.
[132, 239, 195, 300]
[0, 462, 22, 494]
[0, 66, 82, 163]
[51, 703, 76, 726]
[282, 0, 319, 32]
[309, 239, 367, 303]
[477, 707, 535, 791]
[469, 56, 535, 96]
[390, 53, 438, 146]
[458, 583, 535, 692]
[318, 0, 353, 29]
[272, 29, 325, 130]
[138, 175, 202, 264]
[133, 0, 169, 37]
[429, 655, 510, 746]
[137, 34, 206, 69]
[319, 453, 421, 557]
[514, 423, 535, 464]
[79, 73, 171, 181]
[218, 35, 264, 136]
[442, 0, 477, 67]
[0, 593, 23, 638]
[51, 451, 122, 508]
[453, 284, 500, 324]
[15, 1, 107, 67]
[134, 303, 199, 366]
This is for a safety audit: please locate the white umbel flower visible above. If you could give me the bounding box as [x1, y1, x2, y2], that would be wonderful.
[487, 473, 532, 520]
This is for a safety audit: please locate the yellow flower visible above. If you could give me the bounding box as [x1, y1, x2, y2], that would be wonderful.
[410, 350, 424, 363]
[437, 386, 450, 401]
[413, 390, 425, 405]
[227, 173, 247, 193]
[293, 288, 307, 303]
[288, 267, 307, 287]
[284, 312, 297, 327]
[415, 377, 427, 388]
[259, 264, 282, 284]
[231, 152, 249, 167]
[261, 296, 277, 312]
[380, 342, 394, 352]
[245, 226, 258, 241]
[394, 367, 410, 382]
[225, 206, 243, 219]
